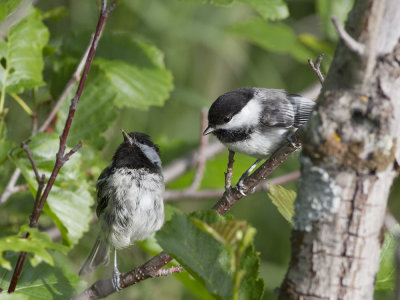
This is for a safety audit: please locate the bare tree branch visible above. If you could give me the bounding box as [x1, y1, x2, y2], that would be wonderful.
[331, 16, 366, 55]
[188, 108, 209, 191]
[308, 54, 325, 84]
[38, 37, 93, 133]
[0, 169, 21, 204]
[21, 140, 42, 183]
[7, 1, 115, 293]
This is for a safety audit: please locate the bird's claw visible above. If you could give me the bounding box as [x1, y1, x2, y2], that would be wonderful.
[287, 132, 301, 149]
[112, 267, 121, 292]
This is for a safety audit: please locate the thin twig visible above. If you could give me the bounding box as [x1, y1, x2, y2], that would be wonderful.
[331, 16, 365, 56]
[308, 54, 325, 84]
[21, 140, 41, 183]
[7, 1, 114, 293]
[38, 36, 93, 133]
[225, 150, 235, 189]
[0, 169, 21, 204]
[188, 108, 209, 191]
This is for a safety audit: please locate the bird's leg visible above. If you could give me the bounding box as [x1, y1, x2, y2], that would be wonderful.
[237, 159, 261, 196]
[112, 248, 121, 291]
[287, 130, 301, 149]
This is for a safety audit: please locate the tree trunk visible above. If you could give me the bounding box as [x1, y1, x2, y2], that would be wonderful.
[279, 0, 400, 299]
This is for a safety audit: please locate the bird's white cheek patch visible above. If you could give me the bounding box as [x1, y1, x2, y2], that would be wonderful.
[217, 99, 263, 130]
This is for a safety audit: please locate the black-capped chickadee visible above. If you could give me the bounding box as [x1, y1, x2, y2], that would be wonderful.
[79, 130, 164, 290]
[203, 87, 315, 190]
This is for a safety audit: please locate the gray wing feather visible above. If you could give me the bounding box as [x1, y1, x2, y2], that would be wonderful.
[257, 89, 296, 127]
[289, 94, 315, 127]
[96, 165, 112, 217]
[257, 89, 314, 128]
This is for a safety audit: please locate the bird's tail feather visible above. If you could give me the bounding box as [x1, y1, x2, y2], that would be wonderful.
[79, 238, 110, 276]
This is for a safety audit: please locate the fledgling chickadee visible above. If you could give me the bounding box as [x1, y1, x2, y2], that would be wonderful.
[79, 130, 164, 290]
[203, 87, 315, 190]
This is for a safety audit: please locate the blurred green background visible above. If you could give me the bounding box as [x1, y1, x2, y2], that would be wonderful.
[0, 0, 398, 299]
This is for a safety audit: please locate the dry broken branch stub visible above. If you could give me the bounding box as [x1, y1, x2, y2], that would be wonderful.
[308, 53, 325, 84]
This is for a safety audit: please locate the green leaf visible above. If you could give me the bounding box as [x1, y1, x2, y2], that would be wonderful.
[298, 33, 335, 57]
[0, 0, 23, 22]
[267, 184, 296, 224]
[156, 210, 264, 299]
[0, 7, 49, 94]
[236, 0, 288, 20]
[94, 35, 173, 110]
[0, 139, 13, 165]
[0, 225, 68, 270]
[42, 6, 68, 21]
[0, 258, 86, 299]
[95, 57, 173, 110]
[316, 0, 354, 41]
[179, 0, 234, 6]
[375, 229, 397, 290]
[174, 270, 217, 300]
[9, 133, 94, 246]
[55, 71, 118, 149]
[179, 0, 288, 20]
[228, 18, 314, 62]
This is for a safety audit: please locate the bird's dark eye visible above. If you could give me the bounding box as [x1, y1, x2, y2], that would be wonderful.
[223, 116, 232, 123]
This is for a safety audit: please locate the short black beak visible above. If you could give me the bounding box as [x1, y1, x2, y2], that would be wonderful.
[121, 129, 134, 145]
[203, 126, 215, 136]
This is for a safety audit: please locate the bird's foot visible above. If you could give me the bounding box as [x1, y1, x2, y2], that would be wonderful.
[236, 159, 261, 195]
[112, 267, 121, 292]
[287, 132, 301, 149]
[236, 175, 257, 196]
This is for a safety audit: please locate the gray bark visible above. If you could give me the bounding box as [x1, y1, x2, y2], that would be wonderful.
[279, 0, 400, 299]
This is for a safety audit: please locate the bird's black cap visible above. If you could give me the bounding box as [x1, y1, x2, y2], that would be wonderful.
[206, 87, 254, 129]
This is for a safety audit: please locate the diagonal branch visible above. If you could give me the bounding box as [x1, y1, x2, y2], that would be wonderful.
[7, 0, 115, 293]
[74, 126, 306, 299]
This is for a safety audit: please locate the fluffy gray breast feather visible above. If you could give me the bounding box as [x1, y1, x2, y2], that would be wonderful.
[253, 88, 315, 128]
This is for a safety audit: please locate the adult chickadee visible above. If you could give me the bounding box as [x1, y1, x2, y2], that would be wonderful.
[79, 130, 164, 290]
[203, 87, 315, 190]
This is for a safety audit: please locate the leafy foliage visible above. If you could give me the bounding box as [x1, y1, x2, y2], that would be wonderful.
[0, 257, 85, 300]
[376, 229, 397, 290]
[9, 133, 94, 246]
[179, 0, 288, 20]
[0, 225, 68, 270]
[156, 210, 264, 299]
[316, 0, 354, 41]
[2, 0, 394, 299]
[0, 7, 49, 94]
[267, 183, 296, 225]
[228, 18, 314, 62]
